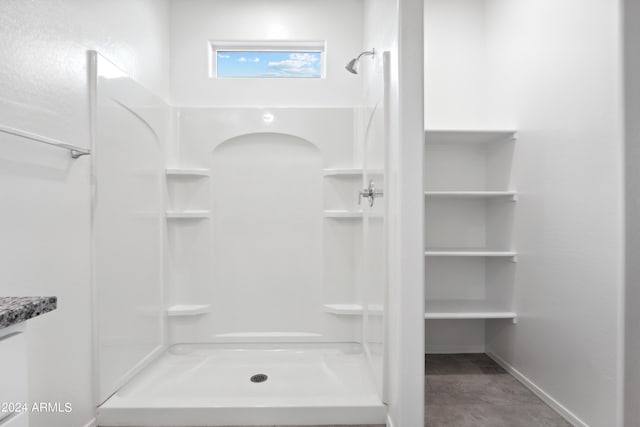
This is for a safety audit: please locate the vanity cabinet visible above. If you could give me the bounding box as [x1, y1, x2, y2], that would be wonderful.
[0, 323, 27, 427]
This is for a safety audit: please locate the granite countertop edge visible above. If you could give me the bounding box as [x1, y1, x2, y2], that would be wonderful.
[0, 296, 57, 330]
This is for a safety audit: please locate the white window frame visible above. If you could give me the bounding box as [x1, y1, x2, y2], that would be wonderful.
[209, 40, 327, 79]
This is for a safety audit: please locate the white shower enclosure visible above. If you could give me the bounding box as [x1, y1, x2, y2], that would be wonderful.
[91, 46, 390, 426]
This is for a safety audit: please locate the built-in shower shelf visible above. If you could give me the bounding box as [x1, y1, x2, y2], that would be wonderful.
[425, 249, 517, 262]
[424, 300, 516, 320]
[323, 168, 384, 176]
[323, 210, 383, 219]
[166, 210, 210, 219]
[323, 303, 384, 316]
[425, 129, 517, 145]
[167, 304, 211, 317]
[165, 168, 210, 177]
[424, 191, 517, 201]
[324, 210, 363, 218]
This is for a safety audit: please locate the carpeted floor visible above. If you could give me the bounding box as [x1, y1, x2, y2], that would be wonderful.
[425, 353, 573, 427]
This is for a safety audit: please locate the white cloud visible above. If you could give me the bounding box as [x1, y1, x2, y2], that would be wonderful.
[217, 54, 230, 59]
[289, 52, 320, 63]
[267, 52, 320, 75]
[238, 57, 247, 62]
[250, 58, 260, 63]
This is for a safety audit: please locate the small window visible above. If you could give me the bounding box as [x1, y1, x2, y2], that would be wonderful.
[210, 41, 325, 79]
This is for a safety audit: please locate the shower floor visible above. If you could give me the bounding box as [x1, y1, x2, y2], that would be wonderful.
[98, 342, 387, 426]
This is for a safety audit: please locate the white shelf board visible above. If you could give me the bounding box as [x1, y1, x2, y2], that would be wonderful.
[323, 210, 384, 219]
[323, 168, 384, 176]
[323, 303, 384, 316]
[323, 210, 363, 218]
[167, 304, 211, 317]
[424, 191, 517, 200]
[425, 249, 517, 261]
[425, 130, 516, 145]
[425, 249, 516, 256]
[166, 168, 210, 177]
[323, 304, 363, 315]
[166, 210, 210, 219]
[425, 300, 516, 320]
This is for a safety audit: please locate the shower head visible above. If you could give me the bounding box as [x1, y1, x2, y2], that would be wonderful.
[345, 48, 376, 74]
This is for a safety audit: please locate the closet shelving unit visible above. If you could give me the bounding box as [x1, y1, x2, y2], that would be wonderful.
[424, 129, 517, 322]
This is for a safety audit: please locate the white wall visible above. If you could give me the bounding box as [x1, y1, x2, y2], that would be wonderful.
[424, 0, 491, 128]
[480, 1, 624, 426]
[0, 1, 170, 426]
[365, 0, 425, 425]
[624, 0, 640, 423]
[169, 0, 363, 106]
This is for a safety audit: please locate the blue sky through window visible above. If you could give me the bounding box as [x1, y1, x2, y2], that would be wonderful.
[216, 51, 322, 78]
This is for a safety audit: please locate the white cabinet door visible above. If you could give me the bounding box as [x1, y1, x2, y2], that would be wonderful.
[0, 324, 27, 425]
[0, 413, 28, 427]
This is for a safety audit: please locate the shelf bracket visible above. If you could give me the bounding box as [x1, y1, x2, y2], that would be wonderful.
[512, 317, 518, 325]
[511, 255, 518, 263]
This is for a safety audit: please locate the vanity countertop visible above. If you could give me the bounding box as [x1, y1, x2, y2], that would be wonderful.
[0, 297, 57, 329]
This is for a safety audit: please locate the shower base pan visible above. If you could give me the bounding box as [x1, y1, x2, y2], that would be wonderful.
[98, 342, 387, 426]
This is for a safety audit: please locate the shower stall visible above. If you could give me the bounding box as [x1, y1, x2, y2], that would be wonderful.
[91, 41, 391, 425]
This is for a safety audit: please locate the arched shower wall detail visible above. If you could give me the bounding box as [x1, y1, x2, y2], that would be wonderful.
[209, 132, 325, 341]
[166, 120, 366, 345]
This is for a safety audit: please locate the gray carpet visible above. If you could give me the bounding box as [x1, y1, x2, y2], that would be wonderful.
[425, 354, 573, 427]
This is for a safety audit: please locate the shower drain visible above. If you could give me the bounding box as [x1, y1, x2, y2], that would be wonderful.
[250, 374, 268, 383]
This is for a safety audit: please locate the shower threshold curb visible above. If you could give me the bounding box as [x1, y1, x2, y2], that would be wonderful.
[97, 404, 388, 426]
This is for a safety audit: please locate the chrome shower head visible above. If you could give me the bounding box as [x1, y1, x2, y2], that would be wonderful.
[345, 48, 376, 74]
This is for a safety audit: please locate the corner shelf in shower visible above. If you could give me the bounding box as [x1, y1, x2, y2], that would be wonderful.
[166, 210, 211, 219]
[425, 129, 517, 145]
[424, 191, 517, 201]
[165, 168, 210, 177]
[323, 168, 384, 177]
[323, 303, 384, 316]
[424, 300, 516, 320]
[167, 304, 211, 317]
[323, 210, 383, 219]
[424, 249, 517, 262]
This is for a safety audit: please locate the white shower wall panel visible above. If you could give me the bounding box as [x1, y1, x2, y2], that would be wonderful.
[169, 108, 363, 344]
[92, 53, 169, 403]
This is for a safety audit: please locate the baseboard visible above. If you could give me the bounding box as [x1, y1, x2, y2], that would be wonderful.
[82, 417, 97, 427]
[486, 352, 588, 427]
[425, 344, 485, 354]
[386, 414, 395, 427]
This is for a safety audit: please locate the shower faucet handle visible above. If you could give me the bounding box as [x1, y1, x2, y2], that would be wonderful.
[358, 180, 384, 207]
